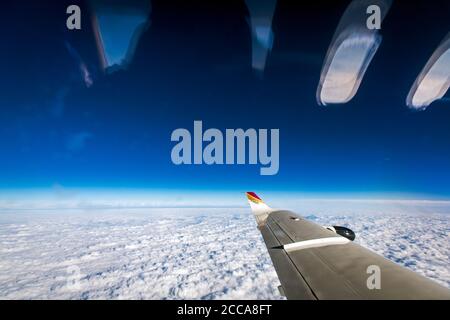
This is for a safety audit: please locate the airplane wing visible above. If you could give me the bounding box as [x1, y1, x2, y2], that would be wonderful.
[246, 192, 450, 300]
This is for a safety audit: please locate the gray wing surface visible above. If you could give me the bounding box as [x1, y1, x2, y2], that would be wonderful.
[253, 206, 450, 300]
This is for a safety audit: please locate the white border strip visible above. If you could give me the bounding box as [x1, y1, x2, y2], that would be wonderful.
[283, 237, 350, 253]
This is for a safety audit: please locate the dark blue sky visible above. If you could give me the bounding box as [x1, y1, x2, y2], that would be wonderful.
[2, 0, 450, 198]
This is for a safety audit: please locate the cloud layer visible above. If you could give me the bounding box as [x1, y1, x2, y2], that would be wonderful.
[0, 204, 448, 299]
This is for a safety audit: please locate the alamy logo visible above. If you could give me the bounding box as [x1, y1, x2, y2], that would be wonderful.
[366, 5, 382, 30]
[171, 121, 279, 175]
[366, 265, 381, 290]
[66, 5, 81, 30]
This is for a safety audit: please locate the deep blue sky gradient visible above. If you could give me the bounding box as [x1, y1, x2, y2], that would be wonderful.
[2, 0, 450, 198]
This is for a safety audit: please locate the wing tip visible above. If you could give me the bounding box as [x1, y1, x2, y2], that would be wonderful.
[246, 192, 263, 204]
[246, 192, 272, 225]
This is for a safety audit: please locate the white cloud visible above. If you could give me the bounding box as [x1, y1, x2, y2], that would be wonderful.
[0, 203, 448, 299]
[0, 208, 281, 300]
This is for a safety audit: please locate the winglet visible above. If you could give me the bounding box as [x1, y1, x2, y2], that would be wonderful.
[246, 192, 273, 226]
[246, 192, 264, 204]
